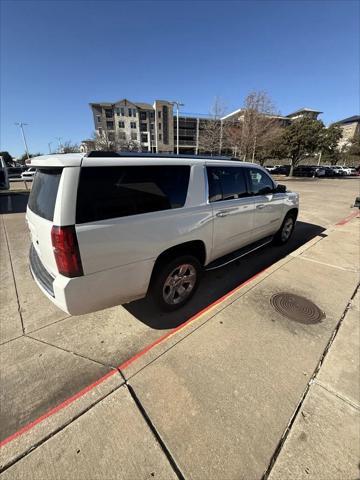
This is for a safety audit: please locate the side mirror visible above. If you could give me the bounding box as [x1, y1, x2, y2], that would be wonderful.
[275, 184, 286, 193]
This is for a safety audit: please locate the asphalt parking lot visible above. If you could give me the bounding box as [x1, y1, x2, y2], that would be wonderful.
[0, 177, 359, 479]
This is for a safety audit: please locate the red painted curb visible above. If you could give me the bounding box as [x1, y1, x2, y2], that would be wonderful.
[0, 369, 117, 448]
[336, 210, 359, 226]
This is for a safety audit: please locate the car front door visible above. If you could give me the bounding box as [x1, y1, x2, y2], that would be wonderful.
[207, 166, 256, 260]
[245, 167, 285, 240]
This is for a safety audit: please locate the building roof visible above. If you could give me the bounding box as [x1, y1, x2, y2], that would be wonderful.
[334, 115, 360, 125]
[286, 108, 323, 117]
[133, 102, 153, 110]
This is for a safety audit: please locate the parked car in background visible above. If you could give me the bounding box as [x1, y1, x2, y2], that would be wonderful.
[7, 166, 26, 178]
[331, 166, 346, 176]
[265, 165, 281, 173]
[26, 152, 299, 315]
[21, 167, 36, 180]
[273, 165, 291, 175]
[322, 166, 336, 177]
[0, 156, 10, 190]
[293, 165, 325, 177]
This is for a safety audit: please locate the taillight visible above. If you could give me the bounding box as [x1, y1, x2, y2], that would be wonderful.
[51, 225, 83, 277]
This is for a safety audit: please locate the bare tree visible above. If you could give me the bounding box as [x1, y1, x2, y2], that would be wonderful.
[198, 97, 227, 155]
[61, 140, 80, 153]
[238, 91, 280, 162]
[91, 131, 141, 152]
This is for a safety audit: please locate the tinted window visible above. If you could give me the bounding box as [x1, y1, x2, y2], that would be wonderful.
[247, 168, 274, 195]
[207, 167, 248, 203]
[28, 168, 62, 221]
[76, 166, 190, 224]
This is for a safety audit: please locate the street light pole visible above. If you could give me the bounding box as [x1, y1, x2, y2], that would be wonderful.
[48, 142, 53, 154]
[171, 101, 184, 155]
[15, 122, 30, 160]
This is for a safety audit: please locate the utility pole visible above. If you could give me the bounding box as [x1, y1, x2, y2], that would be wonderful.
[171, 101, 184, 155]
[15, 122, 30, 160]
[48, 142, 53, 154]
[317, 150, 322, 166]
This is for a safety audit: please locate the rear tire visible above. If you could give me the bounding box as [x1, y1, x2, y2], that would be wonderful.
[151, 255, 202, 311]
[273, 213, 296, 245]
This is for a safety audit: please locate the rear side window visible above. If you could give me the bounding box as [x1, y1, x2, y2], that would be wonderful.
[207, 167, 248, 202]
[76, 165, 190, 223]
[28, 168, 63, 221]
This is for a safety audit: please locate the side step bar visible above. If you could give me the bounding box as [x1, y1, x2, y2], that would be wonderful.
[205, 236, 273, 271]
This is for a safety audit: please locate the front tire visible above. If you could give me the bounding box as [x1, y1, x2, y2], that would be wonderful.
[151, 255, 202, 311]
[273, 213, 296, 245]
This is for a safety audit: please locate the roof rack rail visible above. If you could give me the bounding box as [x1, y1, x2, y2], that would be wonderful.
[85, 151, 233, 160]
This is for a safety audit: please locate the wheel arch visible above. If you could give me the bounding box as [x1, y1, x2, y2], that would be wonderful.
[149, 240, 207, 287]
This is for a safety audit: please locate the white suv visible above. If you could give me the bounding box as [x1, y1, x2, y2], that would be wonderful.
[27, 153, 299, 314]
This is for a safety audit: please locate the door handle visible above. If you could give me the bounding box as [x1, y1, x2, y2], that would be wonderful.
[216, 211, 229, 217]
[256, 204, 265, 209]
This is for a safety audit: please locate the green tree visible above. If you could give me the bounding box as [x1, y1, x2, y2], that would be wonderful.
[321, 124, 343, 165]
[274, 118, 325, 176]
[0, 151, 13, 166]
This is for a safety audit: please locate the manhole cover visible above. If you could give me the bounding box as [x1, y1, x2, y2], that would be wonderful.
[270, 293, 325, 324]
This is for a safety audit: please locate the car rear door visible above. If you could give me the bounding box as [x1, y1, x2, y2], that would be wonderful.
[245, 166, 284, 240]
[206, 165, 256, 260]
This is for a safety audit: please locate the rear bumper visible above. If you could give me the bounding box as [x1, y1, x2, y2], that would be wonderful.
[29, 247, 155, 315]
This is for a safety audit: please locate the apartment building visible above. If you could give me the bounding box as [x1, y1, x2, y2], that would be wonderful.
[90, 99, 174, 153]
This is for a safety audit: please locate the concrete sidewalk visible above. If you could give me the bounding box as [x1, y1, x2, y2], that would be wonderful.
[1, 215, 359, 479]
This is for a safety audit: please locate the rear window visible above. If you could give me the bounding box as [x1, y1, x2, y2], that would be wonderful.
[76, 165, 190, 224]
[28, 168, 63, 221]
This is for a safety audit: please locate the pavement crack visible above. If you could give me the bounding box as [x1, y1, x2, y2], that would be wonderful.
[127, 383, 185, 480]
[1, 216, 25, 335]
[0, 380, 123, 474]
[25, 334, 114, 369]
[312, 379, 360, 410]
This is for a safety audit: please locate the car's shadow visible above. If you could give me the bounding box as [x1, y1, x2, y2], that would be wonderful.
[0, 192, 30, 214]
[125, 221, 326, 330]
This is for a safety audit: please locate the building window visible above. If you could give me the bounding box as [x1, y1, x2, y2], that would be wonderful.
[118, 121, 125, 128]
[133, 109, 137, 117]
[151, 134, 155, 141]
[140, 112, 147, 120]
[150, 111, 155, 119]
[130, 122, 136, 129]
[128, 108, 133, 117]
[97, 115, 101, 123]
[131, 132, 137, 140]
[159, 134, 162, 141]
[140, 123, 147, 132]
[119, 132, 126, 140]
[105, 109, 113, 118]
[106, 121, 114, 130]
[141, 133, 148, 143]
[150, 123, 154, 130]
[121, 108, 125, 116]
[162, 106, 169, 145]
[158, 111, 161, 118]
[108, 132, 115, 141]
[116, 108, 120, 116]
[158, 123, 162, 130]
